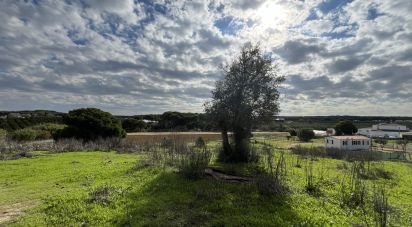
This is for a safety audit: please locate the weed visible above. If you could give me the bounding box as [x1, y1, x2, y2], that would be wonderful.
[178, 147, 211, 179]
[373, 185, 390, 227]
[340, 161, 367, 208]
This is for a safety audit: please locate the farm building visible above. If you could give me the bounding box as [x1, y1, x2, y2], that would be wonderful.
[358, 123, 410, 138]
[325, 135, 370, 151]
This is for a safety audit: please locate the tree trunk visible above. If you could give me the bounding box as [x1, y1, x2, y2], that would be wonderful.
[221, 125, 231, 156]
[233, 126, 250, 162]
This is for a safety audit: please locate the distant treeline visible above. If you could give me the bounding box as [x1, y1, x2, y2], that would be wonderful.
[1, 110, 411, 133]
[0, 117, 63, 131]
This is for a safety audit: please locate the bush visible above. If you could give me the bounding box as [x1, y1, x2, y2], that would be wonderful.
[121, 118, 146, 132]
[54, 108, 126, 141]
[0, 129, 6, 140]
[297, 128, 315, 142]
[31, 123, 66, 135]
[195, 137, 206, 148]
[178, 148, 211, 179]
[10, 128, 37, 141]
[289, 129, 297, 137]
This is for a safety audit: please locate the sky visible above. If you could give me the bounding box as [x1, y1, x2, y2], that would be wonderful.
[0, 0, 411, 116]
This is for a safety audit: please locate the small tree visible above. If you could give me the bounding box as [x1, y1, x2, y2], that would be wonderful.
[54, 108, 126, 141]
[297, 128, 315, 142]
[334, 120, 357, 136]
[205, 44, 284, 162]
[122, 118, 146, 132]
[396, 139, 409, 152]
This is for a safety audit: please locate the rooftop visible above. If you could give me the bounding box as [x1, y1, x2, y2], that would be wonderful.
[328, 135, 370, 140]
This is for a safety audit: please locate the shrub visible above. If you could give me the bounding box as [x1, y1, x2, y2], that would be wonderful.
[289, 129, 297, 137]
[297, 128, 315, 142]
[177, 148, 211, 179]
[0, 129, 6, 140]
[374, 138, 388, 145]
[195, 137, 206, 148]
[340, 161, 367, 208]
[121, 118, 146, 132]
[10, 128, 37, 141]
[54, 108, 126, 141]
[34, 130, 52, 140]
[31, 123, 66, 135]
[88, 185, 128, 207]
[257, 145, 288, 196]
[305, 161, 320, 195]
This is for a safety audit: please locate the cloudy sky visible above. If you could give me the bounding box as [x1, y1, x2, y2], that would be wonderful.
[0, 0, 411, 116]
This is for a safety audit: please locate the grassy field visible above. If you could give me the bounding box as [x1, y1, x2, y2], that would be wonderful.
[1, 140, 412, 226]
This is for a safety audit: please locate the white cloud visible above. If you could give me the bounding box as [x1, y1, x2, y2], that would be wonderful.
[0, 0, 411, 116]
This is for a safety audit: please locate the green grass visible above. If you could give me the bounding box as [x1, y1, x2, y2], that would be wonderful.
[1, 147, 412, 226]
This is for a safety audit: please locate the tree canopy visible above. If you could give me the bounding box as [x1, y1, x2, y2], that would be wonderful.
[54, 108, 125, 141]
[205, 44, 284, 162]
[334, 120, 358, 136]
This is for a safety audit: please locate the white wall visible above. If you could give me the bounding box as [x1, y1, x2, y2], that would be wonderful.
[325, 137, 370, 151]
[358, 128, 402, 138]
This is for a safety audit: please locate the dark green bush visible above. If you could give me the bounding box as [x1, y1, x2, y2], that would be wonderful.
[0, 129, 6, 140]
[297, 128, 315, 142]
[10, 128, 37, 141]
[54, 108, 126, 141]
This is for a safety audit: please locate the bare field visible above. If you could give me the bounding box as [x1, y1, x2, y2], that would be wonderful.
[126, 131, 290, 142]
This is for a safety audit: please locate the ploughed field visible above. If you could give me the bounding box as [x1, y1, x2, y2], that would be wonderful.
[1, 137, 412, 226]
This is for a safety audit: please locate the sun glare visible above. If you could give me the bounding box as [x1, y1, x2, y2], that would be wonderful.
[257, 2, 289, 28]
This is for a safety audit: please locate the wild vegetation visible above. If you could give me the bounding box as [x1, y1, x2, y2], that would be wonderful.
[1, 135, 411, 226]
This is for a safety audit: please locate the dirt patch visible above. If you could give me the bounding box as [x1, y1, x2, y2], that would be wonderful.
[0, 201, 38, 225]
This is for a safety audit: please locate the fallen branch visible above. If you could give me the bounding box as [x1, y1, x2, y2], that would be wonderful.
[204, 167, 255, 183]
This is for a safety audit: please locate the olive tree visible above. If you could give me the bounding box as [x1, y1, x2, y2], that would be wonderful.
[205, 44, 284, 162]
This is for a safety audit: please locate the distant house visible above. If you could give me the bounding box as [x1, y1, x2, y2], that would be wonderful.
[325, 135, 370, 151]
[313, 130, 327, 137]
[358, 123, 410, 138]
[142, 119, 158, 124]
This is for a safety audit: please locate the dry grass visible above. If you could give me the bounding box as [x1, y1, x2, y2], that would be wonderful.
[126, 131, 290, 142]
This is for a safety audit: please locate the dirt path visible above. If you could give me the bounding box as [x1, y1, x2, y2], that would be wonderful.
[0, 201, 38, 226]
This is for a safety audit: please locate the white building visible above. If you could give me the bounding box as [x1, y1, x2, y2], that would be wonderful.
[325, 135, 371, 151]
[358, 123, 410, 138]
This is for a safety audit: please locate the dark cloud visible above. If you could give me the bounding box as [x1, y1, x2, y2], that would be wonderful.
[327, 55, 370, 74]
[274, 40, 324, 64]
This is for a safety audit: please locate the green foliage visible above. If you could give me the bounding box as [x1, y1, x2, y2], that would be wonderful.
[121, 118, 146, 132]
[340, 161, 367, 208]
[205, 44, 284, 163]
[31, 123, 66, 135]
[10, 128, 38, 141]
[1, 150, 412, 226]
[0, 128, 6, 140]
[289, 129, 297, 137]
[334, 120, 358, 136]
[374, 138, 388, 145]
[373, 185, 389, 227]
[177, 148, 211, 179]
[297, 128, 315, 142]
[55, 108, 126, 141]
[194, 137, 206, 148]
